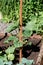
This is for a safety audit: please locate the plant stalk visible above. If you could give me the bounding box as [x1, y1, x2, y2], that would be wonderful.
[19, 0, 22, 62]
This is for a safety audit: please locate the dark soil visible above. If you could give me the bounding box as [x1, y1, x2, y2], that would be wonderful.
[23, 44, 41, 65]
[22, 34, 42, 65]
[0, 33, 42, 65]
[0, 33, 13, 49]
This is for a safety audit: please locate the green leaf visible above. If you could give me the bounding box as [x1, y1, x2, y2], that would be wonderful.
[5, 46, 15, 54]
[4, 61, 12, 65]
[6, 21, 19, 32]
[14, 41, 23, 48]
[0, 59, 4, 65]
[0, 57, 12, 65]
[23, 30, 32, 37]
[8, 54, 14, 61]
[7, 36, 15, 41]
[25, 22, 36, 31]
[4, 36, 18, 44]
[21, 58, 34, 65]
[0, 55, 7, 62]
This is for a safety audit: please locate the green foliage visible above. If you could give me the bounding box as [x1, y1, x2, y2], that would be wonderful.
[0, 54, 7, 62]
[5, 46, 15, 54]
[0, 46, 15, 64]
[4, 36, 18, 43]
[3, 35, 33, 64]
[22, 0, 43, 25]
[23, 13, 43, 37]
[0, 59, 4, 65]
[0, 59, 12, 65]
[4, 36, 15, 43]
[5, 47, 15, 61]
[22, 0, 43, 35]
[6, 21, 19, 32]
[0, 0, 19, 23]
[23, 30, 32, 37]
[4, 61, 12, 65]
[0, 0, 43, 34]
[0, 0, 43, 65]
[7, 54, 14, 61]
[0, 54, 12, 65]
[16, 58, 34, 65]
[1, 0, 42, 35]
[14, 41, 23, 48]
[4, 35, 31, 49]
[4, 35, 23, 48]
[4, 36, 18, 44]
[0, 0, 43, 24]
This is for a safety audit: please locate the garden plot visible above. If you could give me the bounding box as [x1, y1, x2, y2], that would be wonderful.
[0, 33, 42, 65]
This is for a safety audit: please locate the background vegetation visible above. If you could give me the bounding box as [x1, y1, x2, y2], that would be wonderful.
[0, 0, 43, 23]
[0, 0, 43, 33]
[0, 0, 43, 35]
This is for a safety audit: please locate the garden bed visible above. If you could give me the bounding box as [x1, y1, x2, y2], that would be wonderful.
[23, 34, 42, 65]
[0, 33, 42, 65]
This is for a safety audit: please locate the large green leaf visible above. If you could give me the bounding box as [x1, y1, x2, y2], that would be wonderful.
[5, 46, 15, 54]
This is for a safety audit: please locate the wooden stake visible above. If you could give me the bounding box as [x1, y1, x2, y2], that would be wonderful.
[19, 48, 22, 62]
[19, 0, 22, 62]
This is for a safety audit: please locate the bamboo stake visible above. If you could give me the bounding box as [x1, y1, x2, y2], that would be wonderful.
[19, 0, 22, 62]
